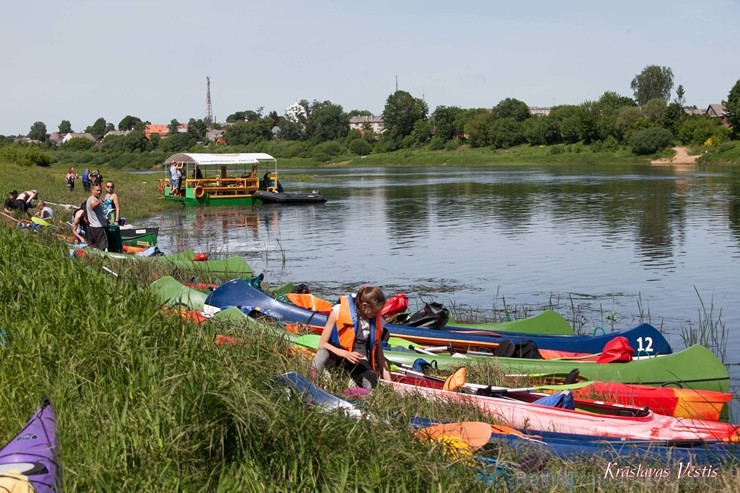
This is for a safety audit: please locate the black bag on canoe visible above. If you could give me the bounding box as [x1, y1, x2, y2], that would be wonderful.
[405, 302, 449, 329]
[492, 340, 542, 359]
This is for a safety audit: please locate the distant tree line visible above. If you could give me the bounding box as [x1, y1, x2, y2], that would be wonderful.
[3, 65, 740, 167]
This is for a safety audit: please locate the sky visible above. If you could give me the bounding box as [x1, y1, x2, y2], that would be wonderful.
[2, 0, 739, 136]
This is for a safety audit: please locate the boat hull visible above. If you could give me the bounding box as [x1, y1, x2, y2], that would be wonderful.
[203, 280, 673, 356]
[386, 380, 739, 442]
[119, 227, 159, 247]
[253, 190, 327, 204]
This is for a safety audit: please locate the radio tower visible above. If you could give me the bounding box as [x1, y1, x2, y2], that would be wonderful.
[205, 76, 213, 125]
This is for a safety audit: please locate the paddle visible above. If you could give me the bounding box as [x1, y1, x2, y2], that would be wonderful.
[414, 421, 493, 451]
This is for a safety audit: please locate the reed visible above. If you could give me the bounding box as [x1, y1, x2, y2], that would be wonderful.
[679, 288, 728, 363]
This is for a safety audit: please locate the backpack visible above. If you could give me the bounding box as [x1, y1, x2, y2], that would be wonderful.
[492, 340, 542, 359]
[405, 302, 449, 329]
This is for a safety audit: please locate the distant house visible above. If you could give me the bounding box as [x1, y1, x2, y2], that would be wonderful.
[62, 132, 96, 143]
[529, 107, 551, 117]
[205, 129, 225, 143]
[349, 115, 385, 134]
[48, 132, 66, 146]
[103, 130, 131, 139]
[683, 106, 703, 117]
[706, 103, 727, 117]
[144, 124, 188, 139]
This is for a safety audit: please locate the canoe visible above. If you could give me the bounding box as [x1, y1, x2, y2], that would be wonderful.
[292, 334, 728, 392]
[0, 398, 60, 493]
[119, 226, 158, 247]
[408, 416, 740, 466]
[148, 276, 210, 311]
[254, 190, 327, 204]
[203, 280, 673, 356]
[392, 370, 733, 422]
[385, 379, 740, 442]
[444, 311, 573, 335]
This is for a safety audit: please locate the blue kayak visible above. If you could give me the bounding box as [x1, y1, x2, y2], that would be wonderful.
[205, 280, 672, 355]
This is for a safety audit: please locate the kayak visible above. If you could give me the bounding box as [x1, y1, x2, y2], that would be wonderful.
[148, 276, 210, 311]
[385, 379, 740, 442]
[119, 226, 158, 247]
[155, 250, 252, 276]
[293, 334, 728, 392]
[203, 280, 673, 356]
[0, 398, 60, 493]
[392, 369, 733, 421]
[444, 311, 573, 335]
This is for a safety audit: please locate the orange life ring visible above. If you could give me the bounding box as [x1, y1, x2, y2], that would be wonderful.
[194, 186, 205, 198]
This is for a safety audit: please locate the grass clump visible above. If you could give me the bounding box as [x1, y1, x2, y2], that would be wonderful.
[0, 226, 491, 491]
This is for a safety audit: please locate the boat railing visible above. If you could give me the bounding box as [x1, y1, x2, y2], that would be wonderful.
[187, 176, 260, 197]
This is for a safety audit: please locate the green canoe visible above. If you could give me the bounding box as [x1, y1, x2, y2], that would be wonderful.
[153, 249, 252, 277]
[148, 276, 210, 311]
[445, 309, 573, 335]
[293, 335, 728, 393]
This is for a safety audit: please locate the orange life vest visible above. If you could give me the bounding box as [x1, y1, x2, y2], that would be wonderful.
[330, 295, 384, 371]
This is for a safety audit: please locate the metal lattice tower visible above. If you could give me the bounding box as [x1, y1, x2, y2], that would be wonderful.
[205, 76, 213, 125]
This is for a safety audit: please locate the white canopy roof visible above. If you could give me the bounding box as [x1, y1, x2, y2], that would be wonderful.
[164, 153, 276, 166]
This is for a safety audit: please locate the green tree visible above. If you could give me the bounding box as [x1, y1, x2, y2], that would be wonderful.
[674, 84, 686, 106]
[58, 120, 72, 133]
[224, 120, 273, 146]
[432, 106, 465, 141]
[382, 90, 428, 144]
[463, 111, 493, 147]
[348, 109, 372, 118]
[615, 106, 644, 142]
[85, 117, 108, 136]
[642, 98, 667, 123]
[159, 132, 195, 153]
[630, 65, 674, 106]
[727, 79, 740, 138]
[60, 137, 94, 151]
[308, 100, 349, 143]
[524, 115, 561, 145]
[493, 98, 530, 122]
[661, 102, 685, 134]
[488, 118, 524, 148]
[28, 121, 48, 141]
[118, 115, 145, 131]
[168, 119, 181, 135]
[123, 130, 150, 152]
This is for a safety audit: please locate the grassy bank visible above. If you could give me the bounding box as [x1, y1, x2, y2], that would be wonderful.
[1, 227, 738, 491]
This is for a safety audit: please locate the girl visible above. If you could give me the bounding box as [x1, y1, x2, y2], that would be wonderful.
[311, 285, 391, 390]
[103, 181, 121, 224]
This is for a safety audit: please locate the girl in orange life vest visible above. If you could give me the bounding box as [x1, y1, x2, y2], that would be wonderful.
[310, 285, 391, 390]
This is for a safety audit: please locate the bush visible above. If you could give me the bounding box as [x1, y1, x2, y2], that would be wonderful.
[444, 139, 460, 151]
[348, 139, 372, 156]
[631, 127, 674, 155]
[60, 137, 95, 151]
[0, 144, 52, 166]
[311, 141, 344, 162]
[428, 136, 445, 151]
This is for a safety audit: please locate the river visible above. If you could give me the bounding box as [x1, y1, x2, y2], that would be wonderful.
[138, 164, 740, 411]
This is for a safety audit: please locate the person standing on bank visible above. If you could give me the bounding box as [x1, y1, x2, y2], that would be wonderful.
[310, 285, 391, 390]
[81, 168, 91, 193]
[103, 181, 121, 225]
[85, 185, 108, 250]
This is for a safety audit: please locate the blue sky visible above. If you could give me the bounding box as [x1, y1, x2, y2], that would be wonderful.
[2, 0, 738, 136]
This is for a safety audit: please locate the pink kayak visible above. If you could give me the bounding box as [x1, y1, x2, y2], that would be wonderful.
[384, 380, 740, 443]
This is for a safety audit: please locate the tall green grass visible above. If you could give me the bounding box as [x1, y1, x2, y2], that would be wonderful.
[1, 227, 738, 491]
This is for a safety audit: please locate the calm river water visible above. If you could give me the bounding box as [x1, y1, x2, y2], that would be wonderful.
[141, 164, 740, 406]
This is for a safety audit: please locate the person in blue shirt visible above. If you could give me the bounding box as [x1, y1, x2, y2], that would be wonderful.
[81, 168, 91, 193]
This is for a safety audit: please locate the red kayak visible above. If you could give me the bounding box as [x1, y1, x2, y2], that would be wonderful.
[385, 378, 740, 442]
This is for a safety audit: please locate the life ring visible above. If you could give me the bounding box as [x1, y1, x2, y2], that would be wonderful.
[194, 186, 205, 198]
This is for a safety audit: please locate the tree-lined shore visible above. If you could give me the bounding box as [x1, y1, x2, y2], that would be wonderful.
[2, 66, 739, 169]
